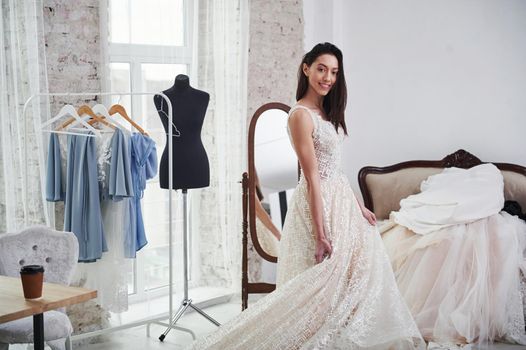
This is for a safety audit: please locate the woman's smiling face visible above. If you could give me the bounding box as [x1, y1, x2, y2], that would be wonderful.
[303, 54, 339, 96]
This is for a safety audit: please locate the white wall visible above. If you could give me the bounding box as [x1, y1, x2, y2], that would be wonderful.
[304, 0, 526, 195]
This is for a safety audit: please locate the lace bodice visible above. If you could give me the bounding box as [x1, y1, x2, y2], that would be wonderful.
[288, 104, 345, 179]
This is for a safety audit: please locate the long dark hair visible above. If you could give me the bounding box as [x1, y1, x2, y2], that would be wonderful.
[296, 42, 348, 134]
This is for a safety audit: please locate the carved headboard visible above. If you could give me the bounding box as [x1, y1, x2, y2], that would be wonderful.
[358, 150, 526, 220]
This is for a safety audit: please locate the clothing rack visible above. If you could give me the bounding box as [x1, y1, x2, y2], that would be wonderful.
[22, 91, 195, 341]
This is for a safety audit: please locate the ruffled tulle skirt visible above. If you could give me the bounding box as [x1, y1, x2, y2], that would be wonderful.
[381, 212, 526, 346]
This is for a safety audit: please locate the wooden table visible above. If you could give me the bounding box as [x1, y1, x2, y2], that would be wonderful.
[0, 275, 97, 350]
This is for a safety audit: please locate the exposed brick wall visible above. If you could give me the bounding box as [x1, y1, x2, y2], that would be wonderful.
[247, 0, 304, 119]
[43, 0, 101, 110]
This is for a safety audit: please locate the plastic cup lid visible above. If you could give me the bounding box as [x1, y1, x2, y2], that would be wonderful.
[20, 265, 45, 274]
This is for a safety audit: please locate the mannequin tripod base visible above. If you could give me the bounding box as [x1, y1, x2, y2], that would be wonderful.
[159, 298, 220, 342]
[159, 189, 220, 342]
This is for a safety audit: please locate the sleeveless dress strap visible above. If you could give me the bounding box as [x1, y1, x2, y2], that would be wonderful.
[288, 104, 320, 130]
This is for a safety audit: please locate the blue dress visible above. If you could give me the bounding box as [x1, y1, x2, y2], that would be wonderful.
[108, 129, 134, 201]
[63, 132, 107, 262]
[124, 133, 158, 258]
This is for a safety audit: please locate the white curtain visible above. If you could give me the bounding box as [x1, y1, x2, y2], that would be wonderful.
[0, 0, 50, 233]
[196, 0, 249, 291]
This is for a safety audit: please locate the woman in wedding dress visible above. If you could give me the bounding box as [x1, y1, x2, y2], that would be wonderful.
[189, 42, 424, 349]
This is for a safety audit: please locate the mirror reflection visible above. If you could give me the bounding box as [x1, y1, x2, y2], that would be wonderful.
[253, 109, 297, 262]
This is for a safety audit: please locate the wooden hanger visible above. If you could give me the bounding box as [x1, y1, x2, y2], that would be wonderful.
[109, 104, 148, 135]
[58, 105, 116, 130]
[79, 105, 116, 129]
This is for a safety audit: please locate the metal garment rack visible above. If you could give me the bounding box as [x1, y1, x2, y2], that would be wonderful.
[22, 91, 195, 341]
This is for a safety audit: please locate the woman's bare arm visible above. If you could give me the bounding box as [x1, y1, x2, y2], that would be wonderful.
[255, 197, 281, 240]
[288, 109, 332, 262]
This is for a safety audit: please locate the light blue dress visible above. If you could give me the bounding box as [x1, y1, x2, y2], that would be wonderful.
[124, 133, 158, 258]
[63, 132, 107, 262]
[108, 128, 134, 201]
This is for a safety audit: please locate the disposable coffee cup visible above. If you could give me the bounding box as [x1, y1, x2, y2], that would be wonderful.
[20, 265, 44, 299]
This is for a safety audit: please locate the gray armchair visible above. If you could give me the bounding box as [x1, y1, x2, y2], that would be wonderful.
[0, 226, 79, 350]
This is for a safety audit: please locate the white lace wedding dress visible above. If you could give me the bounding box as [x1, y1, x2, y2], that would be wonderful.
[188, 104, 424, 349]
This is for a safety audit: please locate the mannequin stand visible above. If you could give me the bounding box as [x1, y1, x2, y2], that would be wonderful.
[159, 189, 220, 342]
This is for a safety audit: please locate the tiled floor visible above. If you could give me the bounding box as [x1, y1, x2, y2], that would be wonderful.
[73, 299, 526, 350]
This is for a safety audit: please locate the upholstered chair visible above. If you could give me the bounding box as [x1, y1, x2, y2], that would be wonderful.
[0, 226, 79, 350]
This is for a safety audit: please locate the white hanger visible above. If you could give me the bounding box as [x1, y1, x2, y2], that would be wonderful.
[69, 104, 128, 132]
[158, 98, 181, 137]
[41, 104, 101, 137]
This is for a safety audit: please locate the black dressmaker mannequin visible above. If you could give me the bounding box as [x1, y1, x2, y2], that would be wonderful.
[154, 74, 220, 342]
[154, 74, 210, 190]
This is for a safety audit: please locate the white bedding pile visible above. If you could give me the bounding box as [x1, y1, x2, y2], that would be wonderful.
[391, 163, 505, 235]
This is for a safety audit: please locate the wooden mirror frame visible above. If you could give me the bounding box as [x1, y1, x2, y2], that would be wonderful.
[248, 102, 292, 262]
[241, 102, 291, 310]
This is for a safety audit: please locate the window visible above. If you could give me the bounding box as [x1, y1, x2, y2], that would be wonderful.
[104, 0, 197, 302]
[109, 0, 185, 46]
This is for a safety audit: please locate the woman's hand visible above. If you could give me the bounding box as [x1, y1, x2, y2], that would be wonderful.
[315, 236, 332, 263]
[361, 207, 377, 226]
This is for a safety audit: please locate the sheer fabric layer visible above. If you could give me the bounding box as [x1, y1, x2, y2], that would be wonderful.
[382, 213, 526, 345]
